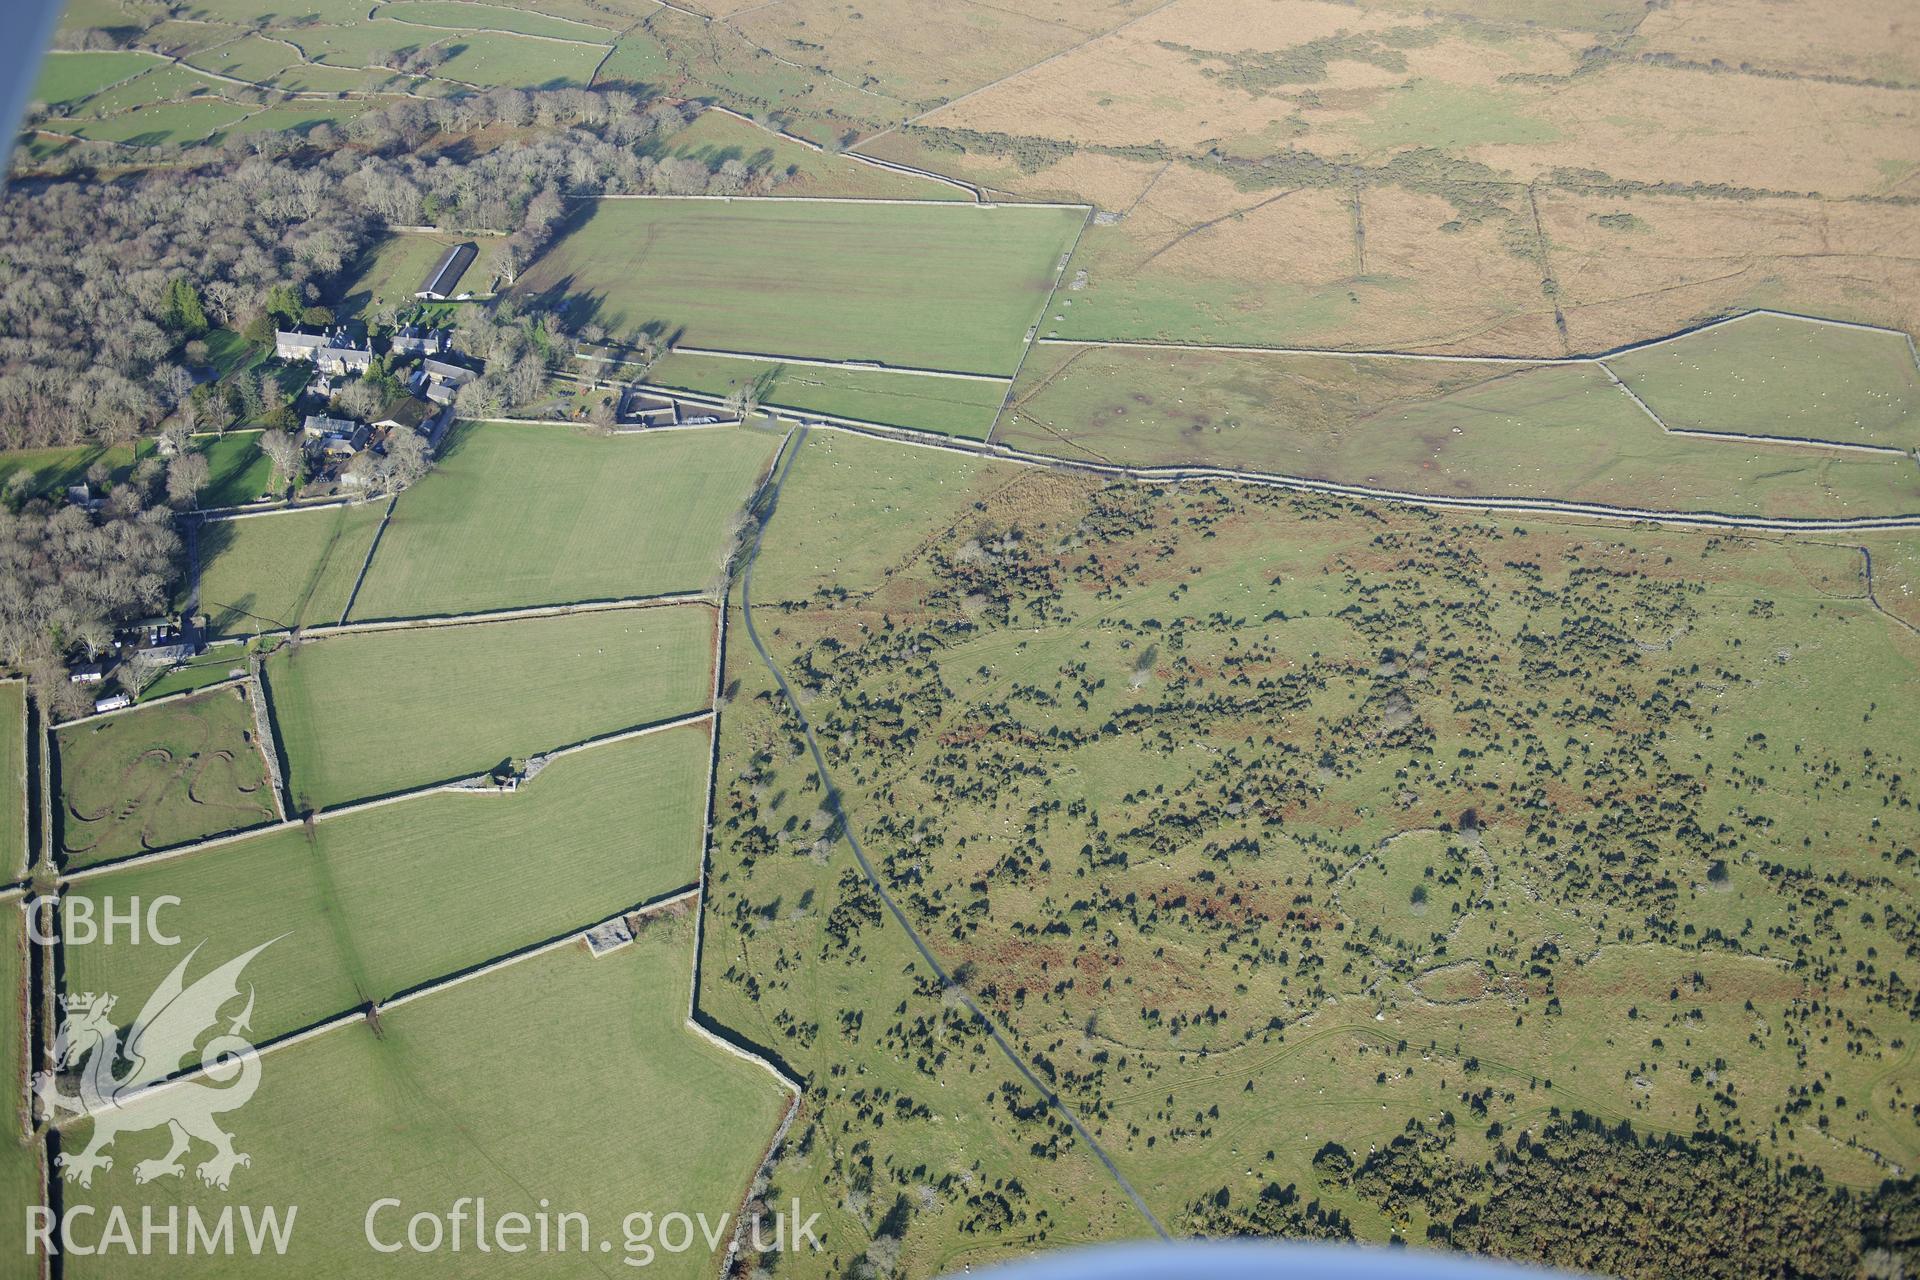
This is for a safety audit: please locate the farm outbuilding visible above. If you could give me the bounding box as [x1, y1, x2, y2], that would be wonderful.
[415, 243, 478, 301]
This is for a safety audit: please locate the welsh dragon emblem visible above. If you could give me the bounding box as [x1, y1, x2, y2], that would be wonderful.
[35, 940, 277, 1190]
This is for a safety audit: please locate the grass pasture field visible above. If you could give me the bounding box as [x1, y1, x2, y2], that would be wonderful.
[1605, 313, 1920, 449]
[1001, 344, 1920, 517]
[64, 723, 711, 1051]
[179, 33, 304, 83]
[346, 423, 776, 620]
[381, 0, 617, 42]
[54, 686, 276, 869]
[31, 50, 162, 109]
[195, 503, 389, 638]
[0, 442, 140, 502]
[0, 684, 24, 877]
[192, 432, 274, 509]
[0, 904, 33, 1271]
[264, 604, 714, 810]
[48, 98, 259, 148]
[644, 351, 1008, 438]
[62, 917, 787, 1280]
[516, 199, 1086, 375]
[286, 19, 606, 88]
[52, 65, 224, 118]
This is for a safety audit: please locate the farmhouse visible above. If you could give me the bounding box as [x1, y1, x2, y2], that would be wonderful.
[302, 413, 360, 440]
[415, 243, 478, 301]
[278, 327, 373, 375]
[389, 324, 451, 357]
[321, 425, 372, 458]
[373, 397, 453, 444]
[410, 357, 479, 406]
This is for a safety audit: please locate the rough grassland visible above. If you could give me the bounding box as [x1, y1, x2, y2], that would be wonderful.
[347, 423, 776, 620]
[1002, 345, 1920, 518]
[64, 919, 786, 1280]
[64, 724, 709, 1049]
[195, 503, 389, 637]
[55, 686, 276, 869]
[0, 684, 23, 877]
[0, 906, 32, 1272]
[1605, 314, 1920, 449]
[646, 351, 1007, 438]
[654, 108, 965, 202]
[266, 604, 713, 810]
[715, 435, 1920, 1269]
[516, 200, 1084, 375]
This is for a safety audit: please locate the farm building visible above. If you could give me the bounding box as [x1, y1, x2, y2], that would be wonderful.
[374, 398, 453, 443]
[320, 426, 372, 458]
[278, 327, 372, 375]
[389, 324, 451, 357]
[411, 357, 479, 405]
[302, 413, 360, 439]
[415, 243, 478, 301]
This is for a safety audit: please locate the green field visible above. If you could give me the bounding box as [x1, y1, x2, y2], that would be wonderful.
[0, 685, 24, 878]
[1606, 314, 1920, 449]
[265, 604, 713, 810]
[53, 64, 221, 117]
[1001, 345, 1920, 518]
[65, 724, 710, 1052]
[193, 432, 275, 509]
[382, 0, 616, 41]
[55, 685, 276, 869]
[32, 50, 162, 108]
[196, 503, 389, 637]
[50, 98, 260, 147]
[646, 351, 1007, 438]
[516, 199, 1086, 375]
[0, 904, 34, 1272]
[0, 441, 140, 503]
[64, 917, 787, 1279]
[290, 20, 605, 87]
[180, 33, 304, 83]
[747, 430, 991, 602]
[347, 423, 776, 620]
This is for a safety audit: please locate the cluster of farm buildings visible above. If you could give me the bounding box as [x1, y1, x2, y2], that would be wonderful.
[58, 246, 492, 713]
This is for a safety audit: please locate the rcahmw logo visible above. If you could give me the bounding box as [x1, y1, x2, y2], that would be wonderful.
[28, 939, 298, 1257]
